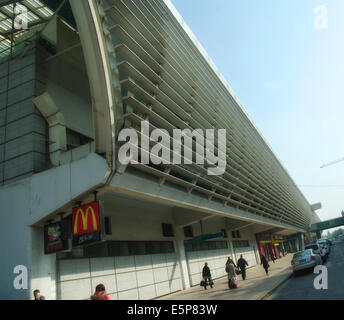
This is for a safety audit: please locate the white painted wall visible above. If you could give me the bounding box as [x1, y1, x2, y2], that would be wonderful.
[0, 181, 31, 299]
[230, 226, 259, 267]
[30, 227, 57, 300]
[233, 244, 258, 268]
[0, 182, 58, 300]
[28, 153, 109, 225]
[102, 195, 175, 241]
[45, 57, 94, 139]
[56, 194, 183, 300]
[57, 253, 182, 300]
[186, 248, 231, 286]
[178, 217, 232, 286]
[0, 153, 109, 299]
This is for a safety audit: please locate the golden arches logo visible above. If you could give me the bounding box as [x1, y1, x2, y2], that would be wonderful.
[73, 206, 98, 235]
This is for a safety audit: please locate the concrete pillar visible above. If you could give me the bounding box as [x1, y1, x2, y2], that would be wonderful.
[175, 228, 191, 290]
[272, 245, 278, 258]
[300, 233, 305, 250]
[228, 239, 235, 262]
[255, 234, 264, 258]
[30, 227, 57, 300]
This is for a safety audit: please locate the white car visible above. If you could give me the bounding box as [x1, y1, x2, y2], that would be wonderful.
[317, 239, 330, 257]
[304, 242, 326, 262]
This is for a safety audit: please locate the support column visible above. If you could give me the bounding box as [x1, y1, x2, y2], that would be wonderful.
[273, 245, 278, 258]
[228, 238, 236, 263]
[175, 228, 191, 290]
[30, 227, 57, 300]
[267, 243, 275, 259]
[255, 234, 264, 258]
[300, 233, 305, 250]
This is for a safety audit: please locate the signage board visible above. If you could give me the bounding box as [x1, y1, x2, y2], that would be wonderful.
[44, 220, 69, 254]
[185, 232, 225, 243]
[309, 217, 344, 232]
[72, 201, 103, 247]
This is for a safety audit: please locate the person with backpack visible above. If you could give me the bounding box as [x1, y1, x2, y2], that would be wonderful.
[202, 263, 213, 290]
[261, 254, 270, 276]
[91, 284, 111, 300]
[237, 255, 249, 280]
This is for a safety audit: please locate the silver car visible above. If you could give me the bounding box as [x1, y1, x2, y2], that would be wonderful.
[291, 249, 322, 275]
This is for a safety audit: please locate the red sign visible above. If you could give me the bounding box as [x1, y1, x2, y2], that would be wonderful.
[72, 201, 101, 236]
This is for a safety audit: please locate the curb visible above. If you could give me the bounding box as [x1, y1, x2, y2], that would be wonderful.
[260, 273, 293, 300]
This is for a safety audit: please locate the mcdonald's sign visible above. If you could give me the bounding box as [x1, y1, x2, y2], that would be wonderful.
[72, 201, 103, 246]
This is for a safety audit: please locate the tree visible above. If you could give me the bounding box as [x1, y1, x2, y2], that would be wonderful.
[330, 228, 344, 239]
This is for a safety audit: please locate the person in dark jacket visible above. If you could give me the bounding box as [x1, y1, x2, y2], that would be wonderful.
[226, 256, 237, 268]
[202, 263, 213, 290]
[261, 255, 270, 275]
[237, 255, 249, 280]
[270, 251, 277, 263]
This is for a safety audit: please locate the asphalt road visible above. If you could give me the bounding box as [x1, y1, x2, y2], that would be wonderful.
[270, 239, 344, 300]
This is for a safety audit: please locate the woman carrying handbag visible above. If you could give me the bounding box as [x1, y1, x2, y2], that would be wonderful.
[226, 261, 238, 289]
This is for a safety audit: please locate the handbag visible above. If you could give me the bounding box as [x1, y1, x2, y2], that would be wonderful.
[200, 280, 206, 287]
[229, 277, 238, 289]
[232, 277, 238, 287]
[235, 268, 242, 275]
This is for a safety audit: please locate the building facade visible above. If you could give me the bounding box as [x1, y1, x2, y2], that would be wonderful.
[0, 0, 318, 300]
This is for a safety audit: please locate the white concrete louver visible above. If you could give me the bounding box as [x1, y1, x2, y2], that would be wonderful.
[98, 0, 313, 230]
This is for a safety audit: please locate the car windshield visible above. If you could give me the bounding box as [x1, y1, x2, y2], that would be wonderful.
[293, 250, 312, 258]
[305, 245, 318, 251]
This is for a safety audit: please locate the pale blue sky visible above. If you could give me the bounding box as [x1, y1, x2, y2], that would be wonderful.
[171, 0, 344, 226]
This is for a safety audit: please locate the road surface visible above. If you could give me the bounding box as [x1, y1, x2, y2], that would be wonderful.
[270, 239, 344, 300]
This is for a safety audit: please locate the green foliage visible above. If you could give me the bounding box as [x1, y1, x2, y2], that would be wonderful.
[327, 228, 344, 239]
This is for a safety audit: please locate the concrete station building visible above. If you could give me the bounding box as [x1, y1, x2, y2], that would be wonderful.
[0, 0, 320, 300]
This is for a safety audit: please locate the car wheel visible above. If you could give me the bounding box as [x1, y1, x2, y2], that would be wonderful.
[293, 271, 299, 277]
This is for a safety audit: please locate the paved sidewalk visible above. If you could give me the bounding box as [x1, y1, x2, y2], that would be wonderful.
[157, 254, 293, 300]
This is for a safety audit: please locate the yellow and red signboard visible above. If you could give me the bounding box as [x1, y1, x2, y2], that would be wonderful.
[72, 201, 102, 246]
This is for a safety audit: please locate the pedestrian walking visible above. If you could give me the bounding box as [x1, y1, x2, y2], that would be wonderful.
[237, 255, 249, 280]
[226, 256, 237, 268]
[261, 255, 270, 275]
[202, 263, 213, 290]
[33, 289, 45, 300]
[225, 259, 237, 289]
[91, 284, 111, 300]
[270, 252, 276, 263]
